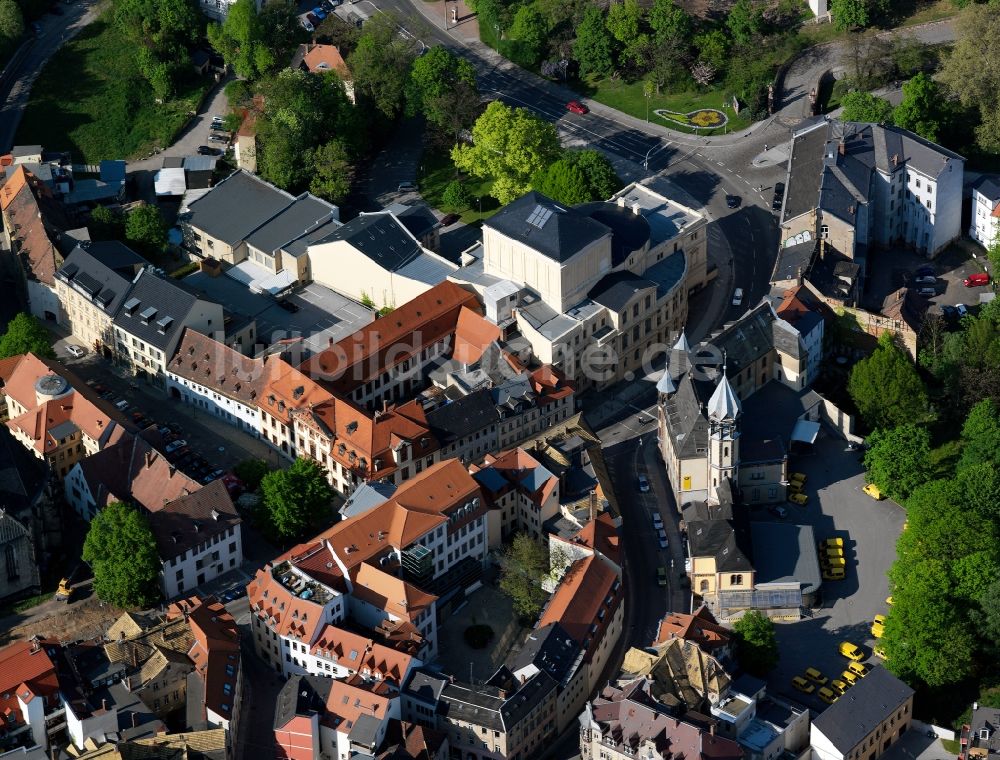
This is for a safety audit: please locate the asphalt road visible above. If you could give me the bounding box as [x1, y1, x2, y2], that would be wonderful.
[0, 0, 101, 153]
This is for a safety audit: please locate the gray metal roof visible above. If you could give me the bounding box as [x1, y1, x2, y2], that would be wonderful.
[184, 170, 296, 245]
[112, 269, 197, 350]
[574, 201, 651, 266]
[425, 390, 498, 443]
[811, 666, 914, 753]
[687, 518, 752, 572]
[749, 521, 821, 594]
[485, 191, 610, 263]
[587, 271, 656, 312]
[245, 194, 337, 255]
[972, 175, 1000, 202]
[56, 246, 137, 316]
[312, 211, 422, 271]
[509, 622, 582, 688]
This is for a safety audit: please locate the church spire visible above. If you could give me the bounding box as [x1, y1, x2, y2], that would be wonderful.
[707, 362, 741, 421]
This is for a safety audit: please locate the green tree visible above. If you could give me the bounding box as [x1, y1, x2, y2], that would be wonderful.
[564, 149, 623, 199]
[848, 332, 928, 430]
[233, 458, 272, 492]
[573, 6, 615, 78]
[0, 312, 54, 359]
[452, 100, 562, 204]
[89, 206, 126, 241]
[441, 180, 472, 211]
[309, 139, 354, 205]
[959, 399, 1000, 471]
[532, 159, 592, 205]
[940, 5, 1000, 113]
[974, 579, 1000, 653]
[0, 0, 24, 44]
[258, 457, 334, 540]
[694, 29, 728, 73]
[606, 0, 642, 46]
[498, 532, 549, 619]
[726, 0, 763, 45]
[649, 0, 691, 45]
[732, 610, 779, 676]
[83, 501, 160, 608]
[507, 5, 547, 66]
[862, 424, 930, 501]
[893, 73, 946, 142]
[406, 46, 480, 135]
[348, 12, 419, 120]
[840, 90, 894, 124]
[125, 204, 168, 255]
[207, 0, 271, 79]
[831, 0, 871, 30]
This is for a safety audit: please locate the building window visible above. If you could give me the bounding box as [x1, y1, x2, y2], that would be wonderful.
[729, 574, 743, 586]
[5, 545, 18, 580]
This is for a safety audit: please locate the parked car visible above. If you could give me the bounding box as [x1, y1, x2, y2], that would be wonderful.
[863, 483, 884, 500]
[871, 614, 886, 638]
[822, 567, 845, 581]
[732, 288, 744, 306]
[791, 676, 814, 694]
[397, 181, 417, 192]
[957, 303, 969, 317]
[197, 145, 218, 156]
[277, 299, 299, 313]
[789, 492, 808, 506]
[838, 641, 864, 661]
[30, 22, 42, 35]
[566, 100, 588, 115]
[65, 344, 85, 358]
[965, 272, 990, 287]
[818, 686, 838, 705]
[941, 304, 958, 320]
[299, 16, 314, 31]
[823, 537, 844, 548]
[311, 6, 326, 18]
[167, 422, 183, 433]
[804, 667, 827, 685]
[440, 213, 460, 227]
[790, 471, 806, 485]
[651, 512, 663, 528]
[725, 194, 740, 209]
[658, 535, 669, 550]
[841, 669, 860, 686]
[772, 182, 785, 212]
[847, 660, 870, 677]
[830, 679, 849, 695]
[92, 383, 107, 394]
[114, 399, 129, 411]
[916, 287, 936, 297]
[656, 566, 667, 587]
[165, 439, 187, 454]
[637, 474, 650, 493]
[913, 275, 936, 285]
[157, 425, 172, 436]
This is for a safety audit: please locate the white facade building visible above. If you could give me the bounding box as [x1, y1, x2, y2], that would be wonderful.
[970, 176, 1000, 248]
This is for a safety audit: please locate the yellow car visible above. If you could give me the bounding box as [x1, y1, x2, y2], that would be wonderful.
[874, 614, 886, 626]
[847, 661, 870, 677]
[824, 537, 844, 548]
[790, 472, 807, 485]
[789, 492, 808, 506]
[788, 481, 803, 494]
[823, 556, 846, 569]
[839, 641, 864, 661]
[871, 621, 885, 638]
[825, 547, 845, 558]
[886, 596, 893, 606]
[863, 483, 885, 500]
[818, 686, 838, 704]
[791, 675, 815, 694]
[823, 568, 845, 581]
[831, 678, 849, 695]
[841, 669, 860, 686]
[873, 644, 887, 659]
[805, 667, 827, 685]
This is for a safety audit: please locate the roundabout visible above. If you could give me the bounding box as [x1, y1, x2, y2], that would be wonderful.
[653, 107, 728, 130]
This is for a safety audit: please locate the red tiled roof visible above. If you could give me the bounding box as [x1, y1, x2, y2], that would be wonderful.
[301, 281, 479, 393]
[260, 357, 333, 427]
[538, 554, 621, 661]
[452, 306, 501, 365]
[168, 596, 240, 722]
[654, 606, 732, 652]
[310, 625, 412, 683]
[302, 44, 351, 79]
[0, 641, 59, 727]
[1, 166, 62, 285]
[169, 329, 269, 408]
[570, 512, 620, 566]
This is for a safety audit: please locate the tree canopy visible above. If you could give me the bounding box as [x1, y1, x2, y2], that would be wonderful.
[233, 458, 272, 492]
[840, 91, 894, 124]
[259, 457, 335, 541]
[309, 139, 354, 205]
[831, 0, 871, 30]
[498, 532, 549, 619]
[532, 149, 622, 205]
[848, 332, 928, 430]
[732, 610, 779, 676]
[862, 424, 930, 501]
[893, 73, 947, 142]
[573, 5, 615, 78]
[0, 313, 54, 359]
[406, 46, 480, 137]
[348, 12, 419, 120]
[959, 399, 1000, 471]
[207, 0, 273, 80]
[452, 100, 562, 204]
[83, 501, 161, 608]
[125, 204, 168, 255]
[0, 0, 24, 49]
[507, 5, 548, 66]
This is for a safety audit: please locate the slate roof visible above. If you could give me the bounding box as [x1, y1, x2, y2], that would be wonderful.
[574, 201, 651, 266]
[184, 170, 295, 245]
[424, 390, 498, 443]
[687, 518, 752, 572]
[811, 665, 914, 753]
[509, 622, 582, 686]
[245, 194, 337, 255]
[749, 521, 821, 593]
[587, 271, 656, 312]
[972, 175, 1000, 203]
[56, 245, 138, 316]
[112, 269, 197, 351]
[313, 212, 423, 271]
[147, 480, 240, 560]
[484, 191, 610, 263]
[274, 673, 331, 730]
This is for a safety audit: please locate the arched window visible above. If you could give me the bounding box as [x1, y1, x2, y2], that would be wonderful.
[729, 574, 743, 586]
[699, 579, 709, 594]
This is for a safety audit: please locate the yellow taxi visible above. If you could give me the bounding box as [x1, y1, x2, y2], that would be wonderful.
[822, 568, 845, 581]
[830, 679, 849, 695]
[790, 472, 807, 485]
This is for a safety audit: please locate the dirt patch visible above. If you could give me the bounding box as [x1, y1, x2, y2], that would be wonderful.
[1, 598, 123, 646]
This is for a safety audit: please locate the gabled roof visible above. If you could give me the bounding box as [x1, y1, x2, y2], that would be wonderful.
[168, 328, 269, 408]
[0, 640, 59, 727]
[112, 269, 198, 351]
[310, 625, 413, 683]
[312, 211, 424, 272]
[184, 170, 296, 245]
[1, 166, 63, 285]
[244, 193, 338, 255]
[485, 191, 611, 263]
[56, 245, 138, 317]
[812, 665, 914, 752]
[147, 479, 241, 560]
[351, 562, 437, 622]
[297, 43, 352, 79]
[537, 553, 620, 661]
[654, 606, 732, 652]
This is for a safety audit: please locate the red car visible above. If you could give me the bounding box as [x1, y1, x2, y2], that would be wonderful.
[566, 100, 588, 115]
[964, 272, 990, 287]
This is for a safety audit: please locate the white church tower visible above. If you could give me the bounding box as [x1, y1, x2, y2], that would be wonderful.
[706, 366, 741, 503]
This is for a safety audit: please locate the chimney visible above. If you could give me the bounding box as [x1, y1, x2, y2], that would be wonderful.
[631, 202, 641, 216]
[131, 711, 139, 728]
[892, 153, 899, 167]
[145, 451, 153, 469]
[710, 722, 715, 737]
[838, 140, 845, 156]
[101, 699, 107, 712]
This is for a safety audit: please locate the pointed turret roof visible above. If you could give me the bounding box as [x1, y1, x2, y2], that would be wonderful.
[707, 372, 741, 421]
[673, 332, 690, 353]
[656, 368, 676, 395]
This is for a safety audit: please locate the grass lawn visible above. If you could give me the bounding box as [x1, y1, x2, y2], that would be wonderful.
[16, 17, 209, 162]
[899, 0, 958, 27]
[419, 147, 500, 224]
[580, 79, 751, 135]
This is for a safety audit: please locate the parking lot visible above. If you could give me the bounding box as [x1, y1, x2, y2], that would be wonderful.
[754, 434, 905, 711]
[183, 271, 374, 357]
[864, 243, 993, 316]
